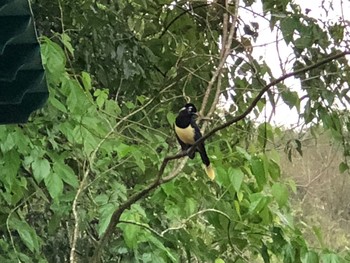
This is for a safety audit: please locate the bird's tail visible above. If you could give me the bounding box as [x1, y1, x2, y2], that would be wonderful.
[204, 164, 215, 181]
[198, 144, 215, 180]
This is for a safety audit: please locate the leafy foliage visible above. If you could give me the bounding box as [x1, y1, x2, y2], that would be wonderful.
[1, 0, 350, 262]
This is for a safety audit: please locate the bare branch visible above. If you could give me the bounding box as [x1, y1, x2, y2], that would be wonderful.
[200, 0, 240, 118]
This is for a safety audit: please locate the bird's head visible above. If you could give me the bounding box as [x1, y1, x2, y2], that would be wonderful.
[180, 103, 198, 115]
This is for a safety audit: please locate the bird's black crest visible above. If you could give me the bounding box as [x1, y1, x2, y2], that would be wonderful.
[182, 103, 197, 113]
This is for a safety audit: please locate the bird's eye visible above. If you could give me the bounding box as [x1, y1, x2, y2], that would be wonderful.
[188, 106, 193, 111]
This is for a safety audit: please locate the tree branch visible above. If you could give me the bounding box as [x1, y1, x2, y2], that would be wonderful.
[199, 0, 239, 118]
[195, 50, 350, 147]
[90, 48, 350, 263]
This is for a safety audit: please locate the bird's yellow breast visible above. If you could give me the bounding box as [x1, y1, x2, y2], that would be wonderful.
[175, 125, 195, 145]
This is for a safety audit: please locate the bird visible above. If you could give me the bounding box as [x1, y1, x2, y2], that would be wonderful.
[174, 103, 215, 180]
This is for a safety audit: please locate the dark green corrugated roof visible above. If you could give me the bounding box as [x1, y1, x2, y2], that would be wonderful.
[0, 0, 48, 124]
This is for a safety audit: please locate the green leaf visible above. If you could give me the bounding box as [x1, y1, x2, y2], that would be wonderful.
[184, 198, 197, 216]
[294, 35, 313, 49]
[105, 100, 122, 116]
[62, 76, 90, 114]
[166, 112, 176, 125]
[32, 158, 51, 183]
[134, 18, 145, 38]
[215, 259, 225, 263]
[257, 123, 274, 148]
[146, 234, 178, 262]
[98, 203, 117, 237]
[167, 67, 177, 78]
[125, 101, 135, 109]
[251, 156, 266, 189]
[9, 218, 40, 253]
[268, 159, 281, 181]
[261, 243, 270, 263]
[271, 183, 289, 207]
[117, 44, 126, 64]
[50, 95, 68, 113]
[120, 215, 140, 249]
[137, 95, 147, 104]
[281, 90, 300, 110]
[312, 225, 324, 248]
[236, 146, 251, 160]
[301, 251, 319, 263]
[53, 162, 78, 188]
[329, 23, 344, 44]
[61, 33, 75, 56]
[216, 166, 230, 188]
[61, 33, 74, 56]
[280, 17, 298, 44]
[229, 168, 244, 192]
[127, 17, 135, 31]
[1, 150, 21, 190]
[295, 139, 303, 156]
[62, 77, 78, 112]
[94, 89, 109, 108]
[282, 244, 295, 263]
[134, 154, 146, 172]
[116, 143, 134, 158]
[234, 200, 241, 219]
[249, 193, 270, 215]
[0, 133, 15, 152]
[44, 173, 63, 199]
[81, 71, 92, 91]
[58, 122, 75, 144]
[339, 162, 348, 173]
[40, 37, 66, 85]
[321, 253, 341, 263]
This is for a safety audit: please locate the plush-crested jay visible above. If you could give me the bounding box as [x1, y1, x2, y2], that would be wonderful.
[174, 103, 215, 180]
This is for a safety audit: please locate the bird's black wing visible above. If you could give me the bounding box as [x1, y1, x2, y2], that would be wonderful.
[191, 118, 210, 166]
